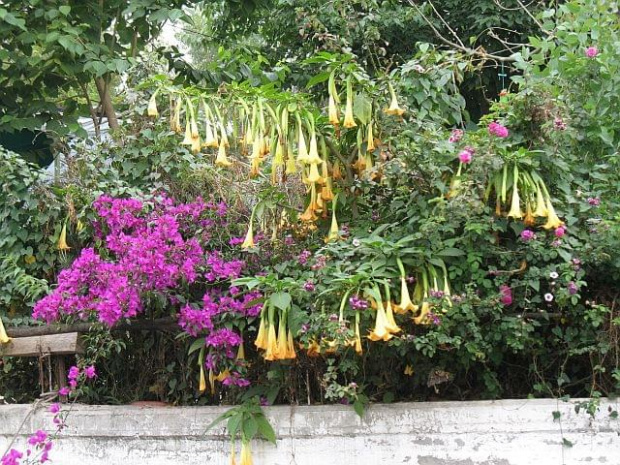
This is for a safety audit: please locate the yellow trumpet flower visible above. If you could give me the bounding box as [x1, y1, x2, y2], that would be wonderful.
[523, 200, 536, 226]
[533, 184, 548, 217]
[384, 83, 405, 116]
[343, 79, 357, 128]
[354, 313, 363, 355]
[147, 93, 159, 118]
[285, 329, 297, 359]
[542, 197, 564, 230]
[395, 277, 415, 314]
[321, 177, 335, 201]
[236, 341, 245, 361]
[181, 118, 193, 145]
[264, 323, 278, 361]
[297, 125, 310, 163]
[198, 363, 207, 393]
[306, 340, 320, 357]
[240, 441, 253, 465]
[404, 365, 414, 376]
[332, 162, 343, 181]
[190, 134, 202, 154]
[368, 294, 393, 342]
[307, 162, 322, 184]
[413, 301, 431, 325]
[507, 186, 523, 219]
[275, 316, 288, 360]
[328, 94, 339, 126]
[366, 122, 375, 152]
[58, 223, 70, 252]
[384, 300, 401, 334]
[230, 443, 237, 465]
[0, 318, 10, 344]
[255, 313, 268, 350]
[241, 217, 255, 249]
[215, 140, 232, 167]
[308, 133, 322, 165]
[171, 97, 182, 133]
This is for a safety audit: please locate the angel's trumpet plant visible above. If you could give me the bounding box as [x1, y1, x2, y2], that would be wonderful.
[366, 121, 376, 152]
[215, 139, 232, 167]
[256, 304, 269, 353]
[241, 205, 258, 249]
[353, 312, 363, 355]
[57, 222, 70, 253]
[263, 306, 278, 362]
[325, 194, 340, 243]
[147, 91, 159, 117]
[181, 117, 193, 145]
[395, 258, 415, 313]
[343, 77, 357, 128]
[171, 97, 182, 133]
[239, 441, 253, 465]
[542, 196, 564, 230]
[328, 94, 339, 126]
[368, 286, 394, 341]
[0, 317, 10, 344]
[384, 83, 405, 116]
[296, 122, 310, 164]
[507, 166, 523, 219]
[383, 283, 401, 334]
[533, 183, 548, 217]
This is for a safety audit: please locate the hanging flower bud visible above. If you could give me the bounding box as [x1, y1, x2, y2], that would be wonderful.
[343, 78, 357, 128]
[147, 92, 159, 118]
[384, 83, 405, 116]
[58, 223, 70, 253]
[366, 121, 375, 152]
[215, 140, 232, 167]
[328, 94, 339, 126]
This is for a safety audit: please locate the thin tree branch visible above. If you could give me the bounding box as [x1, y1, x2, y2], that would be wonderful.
[406, 0, 517, 63]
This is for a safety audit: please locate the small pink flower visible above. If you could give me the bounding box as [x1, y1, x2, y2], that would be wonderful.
[585, 46, 598, 58]
[449, 129, 464, 143]
[521, 229, 536, 241]
[458, 150, 472, 164]
[554, 226, 566, 238]
[84, 365, 97, 379]
[49, 403, 61, 414]
[488, 122, 509, 138]
[58, 387, 70, 396]
[587, 197, 600, 206]
[500, 285, 513, 306]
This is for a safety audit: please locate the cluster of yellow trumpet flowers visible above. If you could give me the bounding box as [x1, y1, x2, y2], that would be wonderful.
[146, 74, 405, 244]
[488, 162, 564, 230]
[254, 303, 296, 361]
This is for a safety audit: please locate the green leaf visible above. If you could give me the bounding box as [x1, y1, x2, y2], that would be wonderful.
[353, 399, 365, 418]
[306, 71, 330, 89]
[256, 415, 277, 444]
[242, 414, 258, 441]
[437, 248, 465, 257]
[187, 338, 205, 355]
[269, 292, 291, 311]
[59, 6, 71, 15]
[228, 414, 242, 439]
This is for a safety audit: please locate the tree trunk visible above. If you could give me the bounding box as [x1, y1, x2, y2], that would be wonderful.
[95, 76, 119, 130]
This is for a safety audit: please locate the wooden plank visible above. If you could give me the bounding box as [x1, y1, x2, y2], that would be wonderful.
[6, 317, 178, 338]
[0, 332, 84, 357]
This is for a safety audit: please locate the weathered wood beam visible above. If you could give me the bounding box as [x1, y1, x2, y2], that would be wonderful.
[0, 332, 84, 357]
[5, 317, 178, 338]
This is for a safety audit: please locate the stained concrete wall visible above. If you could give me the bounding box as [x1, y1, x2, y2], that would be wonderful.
[1, 399, 618, 465]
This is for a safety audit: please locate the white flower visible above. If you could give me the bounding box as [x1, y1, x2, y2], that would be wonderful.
[544, 293, 554, 302]
[352, 238, 361, 247]
[549, 271, 559, 279]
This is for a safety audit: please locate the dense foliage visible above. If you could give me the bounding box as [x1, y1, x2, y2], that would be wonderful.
[1, 0, 619, 425]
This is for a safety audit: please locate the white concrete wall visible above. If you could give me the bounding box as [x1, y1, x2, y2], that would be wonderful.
[1, 399, 618, 465]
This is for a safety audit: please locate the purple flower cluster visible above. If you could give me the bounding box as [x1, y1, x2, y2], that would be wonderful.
[178, 289, 262, 337]
[349, 295, 369, 310]
[32, 196, 242, 327]
[1, 449, 23, 465]
[488, 122, 509, 138]
[520, 229, 536, 241]
[554, 117, 567, 131]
